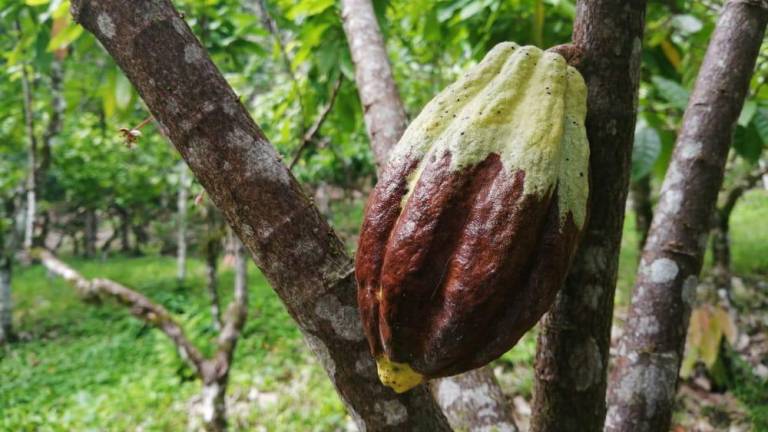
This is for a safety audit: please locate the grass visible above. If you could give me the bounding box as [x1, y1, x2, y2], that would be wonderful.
[1, 190, 766, 430]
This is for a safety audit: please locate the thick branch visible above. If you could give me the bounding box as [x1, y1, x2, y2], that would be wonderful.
[69, 1, 449, 430]
[340, 0, 408, 169]
[606, 2, 768, 431]
[530, 1, 648, 431]
[34, 249, 206, 377]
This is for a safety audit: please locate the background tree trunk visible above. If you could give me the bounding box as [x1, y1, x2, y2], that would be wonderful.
[36, 249, 249, 432]
[71, 2, 451, 430]
[19, 29, 37, 251]
[84, 209, 98, 258]
[712, 165, 768, 290]
[530, 1, 648, 431]
[631, 175, 654, 251]
[430, 368, 518, 432]
[177, 163, 189, 282]
[605, 2, 767, 430]
[340, 0, 516, 428]
[36, 58, 65, 248]
[0, 255, 12, 344]
[339, 0, 408, 171]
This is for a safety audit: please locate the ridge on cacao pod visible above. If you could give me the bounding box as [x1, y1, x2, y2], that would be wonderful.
[355, 42, 590, 393]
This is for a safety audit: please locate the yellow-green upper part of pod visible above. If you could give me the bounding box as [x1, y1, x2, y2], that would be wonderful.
[390, 42, 589, 230]
[375, 355, 424, 393]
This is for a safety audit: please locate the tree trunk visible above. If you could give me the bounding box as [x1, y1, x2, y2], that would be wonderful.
[340, 0, 408, 171]
[200, 380, 227, 432]
[35, 249, 247, 430]
[19, 30, 37, 251]
[205, 236, 222, 331]
[631, 175, 653, 251]
[711, 213, 732, 290]
[36, 58, 65, 248]
[430, 368, 518, 432]
[530, 2, 648, 431]
[177, 163, 189, 282]
[234, 237, 247, 299]
[118, 208, 131, 253]
[0, 256, 12, 344]
[70, 2, 451, 429]
[84, 209, 98, 258]
[340, 1, 514, 428]
[605, 2, 767, 431]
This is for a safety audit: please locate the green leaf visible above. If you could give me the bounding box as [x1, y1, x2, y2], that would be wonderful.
[651, 76, 689, 110]
[25, 0, 49, 5]
[285, 0, 334, 20]
[738, 100, 757, 127]
[631, 121, 662, 181]
[751, 108, 768, 144]
[47, 20, 83, 52]
[115, 73, 132, 110]
[733, 123, 764, 163]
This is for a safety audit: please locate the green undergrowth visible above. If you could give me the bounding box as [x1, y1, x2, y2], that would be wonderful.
[1, 191, 766, 430]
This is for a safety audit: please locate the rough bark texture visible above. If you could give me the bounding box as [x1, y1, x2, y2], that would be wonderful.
[430, 368, 518, 432]
[340, 0, 408, 170]
[630, 175, 653, 251]
[36, 248, 249, 432]
[605, 2, 768, 431]
[341, 3, 516, 427]
[70, 1, 450, 430]
[530, 1, 648, 431]
[177, 163, 189, 281]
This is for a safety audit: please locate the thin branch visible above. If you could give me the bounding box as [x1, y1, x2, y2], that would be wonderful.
[289, 75, 344, 169]
[720, 163, 768, 221]
[32, 249, 206, 377]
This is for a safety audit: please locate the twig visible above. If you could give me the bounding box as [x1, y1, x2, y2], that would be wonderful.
[289, 75, 344, 169]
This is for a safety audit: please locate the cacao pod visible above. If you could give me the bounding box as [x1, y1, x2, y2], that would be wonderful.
[355, 42, 590, 393]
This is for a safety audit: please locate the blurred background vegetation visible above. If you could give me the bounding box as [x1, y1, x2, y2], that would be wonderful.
[1, 0, 767, 430]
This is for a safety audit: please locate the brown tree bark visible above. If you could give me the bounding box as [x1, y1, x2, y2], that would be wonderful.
[605, 2, 768, 431]
[35, 248, 248, 431]
[631, 175, 654, 251]
[430, 368, 518, 432]
[340, 1, 516, 429]
[530, 1, 648, 431]
[70, 1, 450, 430]
[340, 0, 408, 170]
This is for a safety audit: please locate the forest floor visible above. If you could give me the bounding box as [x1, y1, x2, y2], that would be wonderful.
[1, 190, 767, 431]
